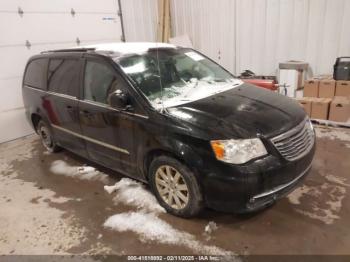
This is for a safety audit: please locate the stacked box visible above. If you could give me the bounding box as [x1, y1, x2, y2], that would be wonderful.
[310, 98, 332, 120]
[301, 77, 350, 123]
[319, 79, 336, 98]
[335, 81, 350, 96]
[296, 97, 332, 119]
[303, 80, 319, 97]
[329, 97, 350, 122]
[296, 97, 312, 116]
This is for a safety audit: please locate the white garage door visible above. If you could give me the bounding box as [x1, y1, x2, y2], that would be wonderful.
[0, 0, 123, 143]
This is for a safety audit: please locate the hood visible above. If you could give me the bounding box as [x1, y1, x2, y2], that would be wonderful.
[166, 83, 306, 139]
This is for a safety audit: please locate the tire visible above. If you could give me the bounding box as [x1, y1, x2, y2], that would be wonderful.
[149, 155, 203, 218]
[37, 120, 61, 153]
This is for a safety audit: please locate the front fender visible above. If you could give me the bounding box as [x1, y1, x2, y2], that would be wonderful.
[165, 138, 204, 168]
[139, 136, 205, 181]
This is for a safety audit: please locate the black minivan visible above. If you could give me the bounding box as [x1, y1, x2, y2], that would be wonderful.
[22, 42, 315, 217]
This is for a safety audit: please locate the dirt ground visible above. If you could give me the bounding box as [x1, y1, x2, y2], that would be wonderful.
[0, 125, 349, 258]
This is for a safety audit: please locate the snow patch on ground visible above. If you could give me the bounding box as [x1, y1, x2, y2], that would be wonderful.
[104, 185, 117, 194]
[315, 127, 350, 148]
[203, 221, 219, 241]
[0, 135, 114, 255]
[204, 221, 218, 235]
[0, 135, 38, 174]
[46, 196, 73, 204]
[0, 162, 13, 173]
[288, 185, 319, 205]
[104, 178, 165, 213]
[288, 183, 346, 225]
[50, 160, 109, 184]
[9, 136, 37, 162]
[104, 212, 234, 256]
[288, 126, 349, 225]
[0, 173, 88, 254]
[104, 178, 234, 256]
[322, 173, 350, 187]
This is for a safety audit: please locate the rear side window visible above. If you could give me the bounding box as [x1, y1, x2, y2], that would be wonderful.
[24, 59, 48, 89]
[48, 59, 80, 97]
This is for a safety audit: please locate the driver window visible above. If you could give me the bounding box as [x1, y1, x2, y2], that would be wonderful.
[84, 60, 118, 104]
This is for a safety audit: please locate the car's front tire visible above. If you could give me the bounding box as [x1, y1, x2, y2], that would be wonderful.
[149, 155, 203, 218]
[37, 120, 61, 153]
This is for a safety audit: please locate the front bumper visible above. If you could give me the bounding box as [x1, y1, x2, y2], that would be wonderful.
[200, 141, 315, 213]
[245, 162, 311, 211]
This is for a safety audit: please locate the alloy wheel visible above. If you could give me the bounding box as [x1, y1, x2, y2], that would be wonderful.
[155, 165, 189, 210]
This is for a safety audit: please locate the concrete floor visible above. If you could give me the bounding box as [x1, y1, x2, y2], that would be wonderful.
[0, 125, 349, 256]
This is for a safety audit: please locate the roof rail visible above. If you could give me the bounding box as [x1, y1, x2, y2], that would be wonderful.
[41, 47, 96, 54]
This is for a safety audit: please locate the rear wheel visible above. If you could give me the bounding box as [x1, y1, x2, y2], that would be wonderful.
[37, 120, 61, 153]
[149, 156, 203, 217]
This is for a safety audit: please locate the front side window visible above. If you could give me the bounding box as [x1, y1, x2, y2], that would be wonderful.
[115, 48, 241, 109]
[48, 59, 80, 97]
[24, 59, 48, 89]
[84, 61, 118, 104]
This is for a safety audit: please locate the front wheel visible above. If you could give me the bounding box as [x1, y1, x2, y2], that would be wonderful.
[37, 120, 61, 153]
[149, 156, 203, 218]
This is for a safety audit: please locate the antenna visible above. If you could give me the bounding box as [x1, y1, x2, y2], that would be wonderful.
[155, 42, 165, 112]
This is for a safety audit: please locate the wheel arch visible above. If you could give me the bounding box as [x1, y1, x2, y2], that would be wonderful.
[143, 141, 204, 182]
[144, 149, 179, 179]
[31, 113, 42, 133]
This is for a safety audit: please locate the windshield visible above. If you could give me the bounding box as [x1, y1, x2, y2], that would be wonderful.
[115, 48, 242, 109]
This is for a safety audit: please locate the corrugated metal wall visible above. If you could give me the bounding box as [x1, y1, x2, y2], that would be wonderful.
[170, 0, 350, 76]
[121, 0, 158, 42]
[171, 0, 237, 75]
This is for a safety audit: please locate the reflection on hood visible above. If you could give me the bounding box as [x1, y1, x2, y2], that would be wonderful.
[151, 78, 243, 109]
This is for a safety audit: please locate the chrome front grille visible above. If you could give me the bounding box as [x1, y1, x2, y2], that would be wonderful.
[271, 119, 315, 161]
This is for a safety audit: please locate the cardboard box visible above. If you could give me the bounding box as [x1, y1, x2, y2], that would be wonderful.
[335, 81, 350, 97]
[311, 98, 331, 120]
[296, 97, 312, 116]
[329, 96, 350, 123]
[304, 80, 319, 97]
[319, 79, 336, 98]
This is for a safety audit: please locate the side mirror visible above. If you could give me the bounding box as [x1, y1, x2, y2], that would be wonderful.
[108, 89, 131, 110]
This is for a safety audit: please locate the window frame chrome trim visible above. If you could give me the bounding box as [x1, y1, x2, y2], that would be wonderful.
[23, 85, 46, 93]
[24, 85, 78, 101]
[24, 85, 149, 119]
[80, 99, 149, 119]
[51, 124, 130, 155]
[46, 91, 78, 101]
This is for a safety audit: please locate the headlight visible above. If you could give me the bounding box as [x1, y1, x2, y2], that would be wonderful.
[210, 138, 268, 164]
